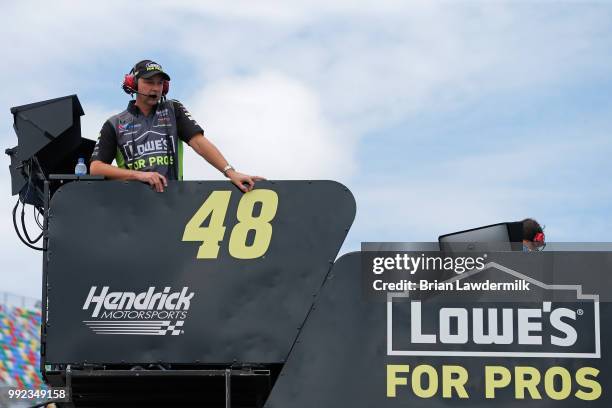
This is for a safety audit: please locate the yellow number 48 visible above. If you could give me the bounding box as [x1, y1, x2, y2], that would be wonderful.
[182, 189, 279, 260]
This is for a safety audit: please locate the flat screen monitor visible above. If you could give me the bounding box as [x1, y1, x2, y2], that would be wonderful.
[439, 222, 522, 253]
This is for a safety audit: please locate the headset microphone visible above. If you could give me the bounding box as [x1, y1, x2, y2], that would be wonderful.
[122, 84, 159, 99]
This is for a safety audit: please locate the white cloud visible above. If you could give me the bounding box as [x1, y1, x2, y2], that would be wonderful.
[164, 0, 434, 24]
[183, 71, 355, 180]
[173, 1, 612, 130]
[2, 1, 610, 135]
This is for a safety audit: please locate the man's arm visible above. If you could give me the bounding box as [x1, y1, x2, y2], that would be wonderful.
[172, 100, 264, 192]
[90, 161, 168, 193]
[89, 121, 168, 192]
[188, 134, 264, 193]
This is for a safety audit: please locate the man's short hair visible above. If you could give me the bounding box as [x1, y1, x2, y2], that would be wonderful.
[522, 218, 543, 241]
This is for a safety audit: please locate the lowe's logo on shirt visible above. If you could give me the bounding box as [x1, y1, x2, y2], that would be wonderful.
[117, 122, 141, 131]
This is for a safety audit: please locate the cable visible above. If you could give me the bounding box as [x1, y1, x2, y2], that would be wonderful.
[12, 158, 44, 249]
[34, 205, 44, 229]
[21, 200, 43, 244]
[13, 199, 44, 251]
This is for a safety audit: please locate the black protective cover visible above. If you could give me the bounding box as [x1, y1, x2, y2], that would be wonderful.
[266, 252, 611, 407]
[43, 180, 355, 365]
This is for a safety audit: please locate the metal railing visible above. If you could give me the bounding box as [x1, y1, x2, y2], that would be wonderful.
[0, 291, 41, 310]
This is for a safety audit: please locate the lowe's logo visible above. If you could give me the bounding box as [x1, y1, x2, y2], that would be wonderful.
[81, 286, 194, 336]
[117, 122, 141, 131]
[387, 263, 601, 358]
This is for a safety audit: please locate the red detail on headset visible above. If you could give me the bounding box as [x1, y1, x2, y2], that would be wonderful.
[533, 232, 545, 243]
[123, 74, 136, 93]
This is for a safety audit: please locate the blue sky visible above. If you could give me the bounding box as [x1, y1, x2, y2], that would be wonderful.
[1, 1, 611, 298]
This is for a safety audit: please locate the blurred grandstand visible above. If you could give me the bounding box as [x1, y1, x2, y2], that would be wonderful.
[0, 291, 46, 407]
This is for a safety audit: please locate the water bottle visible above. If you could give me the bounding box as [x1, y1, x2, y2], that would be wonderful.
[75, 157, 87, 176]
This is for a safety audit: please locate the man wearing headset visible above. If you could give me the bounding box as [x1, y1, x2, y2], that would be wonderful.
[522, 218, 546, 252]
[90, 59, 263, 192]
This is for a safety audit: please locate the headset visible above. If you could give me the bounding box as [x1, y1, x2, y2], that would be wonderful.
[122, 61, 170, 96]
[533, 232, 545, 244]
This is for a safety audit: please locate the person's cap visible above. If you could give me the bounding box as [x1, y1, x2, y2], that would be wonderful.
[133, 60, 171, 81]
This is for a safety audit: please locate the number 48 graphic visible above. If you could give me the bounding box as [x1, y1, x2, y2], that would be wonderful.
[182, 189, 279, 259]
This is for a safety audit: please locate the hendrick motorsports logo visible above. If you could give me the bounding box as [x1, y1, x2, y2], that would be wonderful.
[82, 286, 194, 336]
[387, 262, 601, 358]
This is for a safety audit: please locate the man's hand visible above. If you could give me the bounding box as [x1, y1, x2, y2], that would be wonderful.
[136, 171, 168, 192]
[90, 161, 169, 192]
[227, 170, 265, 193]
